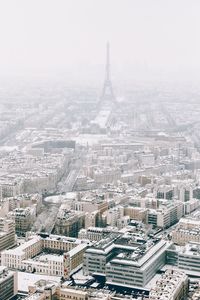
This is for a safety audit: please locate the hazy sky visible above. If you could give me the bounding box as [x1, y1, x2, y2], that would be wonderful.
[0, 0, 200, 81]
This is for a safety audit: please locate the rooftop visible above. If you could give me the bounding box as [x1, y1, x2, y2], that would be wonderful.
[18, 271, 60, 293]
[149, 270, 188, 300]
[0, 266, 15, 283]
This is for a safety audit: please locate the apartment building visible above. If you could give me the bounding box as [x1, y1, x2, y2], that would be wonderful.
[93, 167, 121, 185]
[72, 197, 108, 214]
[147, 201, 184, 229]
[171, 217, 200, 245]
[0, 266, 18, 300]
[79, 227, 119, 242]
[9, 207, 36, 235]
[27, 281, 114, 300]
[172, 227, 200, 245]
[0, 217, 15, 252]
[0, 178, 23, 197]
[54, 207, 85, 237]
[0, 198, 9, 217]
[1, 234, 89, 277]
[124, 206, 148, 223]
[149, 270, 188, 300]
[166, 242, 200, 274]
[156, 185, 174, 200]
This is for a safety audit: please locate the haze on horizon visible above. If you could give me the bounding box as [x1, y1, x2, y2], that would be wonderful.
[0, 0, 200, 83]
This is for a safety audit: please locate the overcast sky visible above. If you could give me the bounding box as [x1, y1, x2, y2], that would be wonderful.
[0, 0, 200, 82]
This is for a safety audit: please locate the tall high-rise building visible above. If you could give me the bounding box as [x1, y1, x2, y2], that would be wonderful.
[100, 42, 115, 104]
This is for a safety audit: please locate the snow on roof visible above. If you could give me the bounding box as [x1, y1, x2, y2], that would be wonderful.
[3, 236, 41, 256]
[68, 243, 88, 257]
[18, 271, 60, 292]
[24, 293, 43, 300]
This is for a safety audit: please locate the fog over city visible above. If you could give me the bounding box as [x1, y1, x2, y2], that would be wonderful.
[1, 1, 200, 300]
[1, 0, 200, 82]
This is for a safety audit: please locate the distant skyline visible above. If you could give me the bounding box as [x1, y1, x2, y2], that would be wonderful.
[0, 0, 200, 82]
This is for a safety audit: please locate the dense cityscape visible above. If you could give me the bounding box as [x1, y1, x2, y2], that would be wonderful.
[1, 1, 200, 300]
[0, 39, 200, 300]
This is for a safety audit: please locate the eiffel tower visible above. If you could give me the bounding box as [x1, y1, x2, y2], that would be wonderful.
[100, 42, 115, 104]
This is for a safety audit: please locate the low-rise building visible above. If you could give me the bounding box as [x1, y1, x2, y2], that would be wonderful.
[54, 206, 85, 237]
[27, 281, 116, 300]
[149, 269, 188, 300]
[78, 227, 119, 242]
[172, 227, 200, 245]
[1, 234, 89, 278]
[172, 217, 200, 245]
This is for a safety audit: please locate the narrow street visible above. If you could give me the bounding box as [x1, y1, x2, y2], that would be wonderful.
[31, 200, 61, 233]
